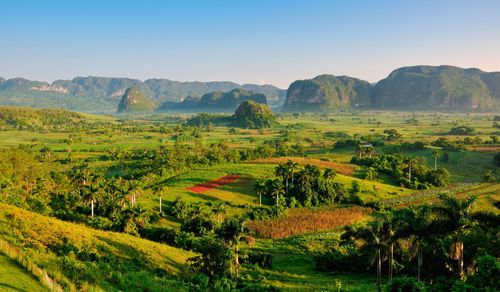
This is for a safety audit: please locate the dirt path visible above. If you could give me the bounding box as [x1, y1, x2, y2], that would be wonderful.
[186, 174, 241, 193]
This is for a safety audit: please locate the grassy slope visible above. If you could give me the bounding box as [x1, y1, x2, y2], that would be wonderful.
[0, 253, 47, 292]
[0, 203, 194, 291]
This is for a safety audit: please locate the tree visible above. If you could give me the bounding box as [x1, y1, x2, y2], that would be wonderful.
[432, 150, 439, 171]
[342, 221, 387, 292]
[432, 194, 497, 278]
[494, 152, 500, 167]
[384, 129, 402, 141]
[394, 206, 434, 282]
[188, 237, 232, 280]
[275, 163, 291, 195]
[365, 167, 378, 180]
[217, 218, 245, 278]
[405, 157, 420, 182]
[81, 175, 102, 218]
[253, 180, 266, 206]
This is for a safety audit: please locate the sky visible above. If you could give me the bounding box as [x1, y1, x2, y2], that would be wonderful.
[1, 0, 499, 88]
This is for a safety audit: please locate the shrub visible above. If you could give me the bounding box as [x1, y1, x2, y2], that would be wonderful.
[449, 125, 475, 135]
[386, 276, 426, 292]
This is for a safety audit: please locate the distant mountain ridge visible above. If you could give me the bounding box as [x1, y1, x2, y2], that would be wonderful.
[0, 76, 285, 113]
[2, 65, 500, 113]
[158, 88, 267, 112]
[283, 65, 500, 112]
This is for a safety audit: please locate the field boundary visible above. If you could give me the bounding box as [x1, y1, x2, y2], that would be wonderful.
[0, 238, 64, 292]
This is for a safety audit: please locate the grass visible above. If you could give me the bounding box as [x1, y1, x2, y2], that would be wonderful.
[0, 203, 194, 291]
[242, 233, 380, 291]
[0, 253, 47, 292]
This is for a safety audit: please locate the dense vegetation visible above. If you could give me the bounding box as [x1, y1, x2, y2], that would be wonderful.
[232, 101, 276, 129]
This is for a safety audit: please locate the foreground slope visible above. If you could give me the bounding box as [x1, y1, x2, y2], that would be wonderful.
[0, 203, 194, 291]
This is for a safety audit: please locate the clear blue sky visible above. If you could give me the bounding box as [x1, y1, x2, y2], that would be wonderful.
[1, 0, 499, 88]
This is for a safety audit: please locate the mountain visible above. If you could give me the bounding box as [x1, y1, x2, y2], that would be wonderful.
[373, 65, 500, 110]
[283, 66, 500, 112]
[242, 84, 287, 106]
[282, 75, 372, 112]
[159, 88, 267, 112]
[0, 76, 285, 113]
[117, 86, 156, 113]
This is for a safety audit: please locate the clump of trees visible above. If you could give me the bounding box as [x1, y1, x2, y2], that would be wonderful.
[232, 101, 277, 129]
[351, 154, 450, 189]
[254, 161, 359, 208]
[449, 125, 475, 135]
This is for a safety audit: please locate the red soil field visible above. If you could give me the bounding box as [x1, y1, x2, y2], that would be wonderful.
[186, 174, 241, 193]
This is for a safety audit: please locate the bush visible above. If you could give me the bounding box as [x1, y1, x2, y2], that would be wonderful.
[386, 276, 426, 292]
[449, 125, 475, 135]
[244, 251, 273, 269]
[494, 152, 500, 167]
[467, 255, 500, 290]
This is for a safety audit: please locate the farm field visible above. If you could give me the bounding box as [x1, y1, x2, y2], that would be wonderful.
[0, 107, 498, 291]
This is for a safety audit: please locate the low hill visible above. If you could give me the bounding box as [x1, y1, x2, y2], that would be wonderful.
[117, 86, 156, 113]
[159, 89, 268, 112]
[233, 100, 276, 129]
[0, 203, 194, 291]
[282, 74, 372, 112]
[0, 106, 108, 131]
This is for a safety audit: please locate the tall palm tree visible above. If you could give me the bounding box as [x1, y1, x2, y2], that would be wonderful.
[275, 163, 291, 195]
[431, 194, 498, 278]
[253, 179, 266, 206]
[432, 150, 439, 171]
[218, 218, 245, 278]
[374, 211, 398, 281]
[82, 179, 102, 218]
[342, 222, 386, 292]
[394, 205, 434, 282]
[405, 157, 419, 182]
[285, 160, 300, 188]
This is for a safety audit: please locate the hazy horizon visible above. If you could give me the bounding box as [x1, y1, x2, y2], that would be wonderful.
[1, 0, 500, 88]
